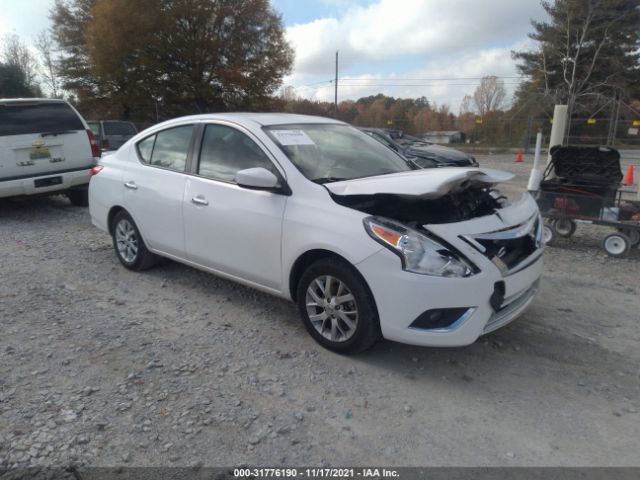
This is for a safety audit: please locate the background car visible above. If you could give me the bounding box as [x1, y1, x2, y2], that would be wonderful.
[89, 113, 542, 354]
[88, 120, 138, 151]
[0, 98, 101, 205]
[360, 127, 478, 168]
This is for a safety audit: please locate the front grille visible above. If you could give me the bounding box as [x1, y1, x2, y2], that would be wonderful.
[461, 214, 542, 274]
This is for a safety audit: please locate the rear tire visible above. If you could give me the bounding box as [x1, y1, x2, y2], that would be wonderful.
[296, 258, 380, 354]
[602, 233, 631, 258]
[111, 210, 159, 271]
[67, 189, 89, 207]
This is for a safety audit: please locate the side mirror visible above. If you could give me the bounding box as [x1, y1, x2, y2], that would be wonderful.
[235, 167, 280, 190]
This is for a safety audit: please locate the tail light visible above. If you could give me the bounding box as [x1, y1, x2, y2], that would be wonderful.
[102, 138, 110, 150]
[86, 129, 101, 158]
[90, 165, 104, 176]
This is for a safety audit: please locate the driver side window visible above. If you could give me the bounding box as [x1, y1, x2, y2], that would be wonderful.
[198, 124, 276, 182]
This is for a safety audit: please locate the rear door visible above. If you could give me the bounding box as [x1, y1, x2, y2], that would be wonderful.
[0, 101, 93, 181]
[122, 124, 195, 258]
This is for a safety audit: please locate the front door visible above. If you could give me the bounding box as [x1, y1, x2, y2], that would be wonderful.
[183, 123, 287, 290]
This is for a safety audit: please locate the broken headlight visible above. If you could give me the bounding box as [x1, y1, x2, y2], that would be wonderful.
[363, 217, 474, 277]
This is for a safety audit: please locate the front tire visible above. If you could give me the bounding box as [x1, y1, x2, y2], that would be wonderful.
[111, 211, 158, 271]
[296, 258, 380, 354]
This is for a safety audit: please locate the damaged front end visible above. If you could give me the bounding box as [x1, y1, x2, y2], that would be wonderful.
[331, 184, 507, 226]
[326, 167, 513, 227]
[326, 167, 543, 278]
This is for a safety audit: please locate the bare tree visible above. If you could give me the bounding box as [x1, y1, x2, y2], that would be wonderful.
[281, 85, 297, 102]
[35, 31, 61, 98]
[459, 94, 474, 114]
[472, 76, 507, 116]
[2, 34, 39, 90]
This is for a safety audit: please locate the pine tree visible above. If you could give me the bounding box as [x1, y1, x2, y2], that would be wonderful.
[512, 0, 640, 115]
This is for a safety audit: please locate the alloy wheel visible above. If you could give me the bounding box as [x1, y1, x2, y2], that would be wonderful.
[115, 219, 139, 263]
[305, 275, 358, 343]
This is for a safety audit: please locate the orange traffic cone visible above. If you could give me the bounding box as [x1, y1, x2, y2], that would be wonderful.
[622, 164, 634, 186]
[516, 149, 523, 162]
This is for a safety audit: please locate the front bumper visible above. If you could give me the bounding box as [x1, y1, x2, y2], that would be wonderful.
[356, 194, 543, 347]
[357, 247, 542, 347]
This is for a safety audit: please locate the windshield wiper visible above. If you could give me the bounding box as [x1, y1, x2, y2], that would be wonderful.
[41, 130, 76, 137]
[313, 177, 347, 184]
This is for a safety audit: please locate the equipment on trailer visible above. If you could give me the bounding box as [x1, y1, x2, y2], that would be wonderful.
[536, 146, 640, 257]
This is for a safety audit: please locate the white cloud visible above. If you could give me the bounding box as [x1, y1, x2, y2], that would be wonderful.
[288, 0, 544, 73]
[284, 0, 546, 109]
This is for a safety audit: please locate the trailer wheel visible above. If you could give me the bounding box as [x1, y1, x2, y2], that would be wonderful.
[553, 219, 577, 238]
[542, 223, 555, 245]
[602, 233, 631, 258]
[618, 229, 640, 246]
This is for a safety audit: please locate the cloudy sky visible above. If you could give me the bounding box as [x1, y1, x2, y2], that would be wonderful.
[1, 0, 548, 111]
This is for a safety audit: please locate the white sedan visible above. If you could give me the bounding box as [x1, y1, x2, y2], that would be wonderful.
[89, 113, 543, 353]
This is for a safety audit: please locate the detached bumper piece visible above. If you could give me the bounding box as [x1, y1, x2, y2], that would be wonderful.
[483, 279, 541, 334]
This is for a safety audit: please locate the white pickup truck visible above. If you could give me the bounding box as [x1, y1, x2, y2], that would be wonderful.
[0, 98, 100, 205]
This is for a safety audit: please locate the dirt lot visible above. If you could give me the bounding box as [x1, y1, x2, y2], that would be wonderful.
[1, 154, 639, 468]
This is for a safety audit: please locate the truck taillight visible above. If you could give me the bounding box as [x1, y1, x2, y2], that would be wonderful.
[87, 129, 101, 158]
[90, 165, 104, 176]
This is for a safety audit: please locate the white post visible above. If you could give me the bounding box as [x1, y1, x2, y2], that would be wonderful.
[546, 105, 568, 178]
[527, 132, 544, 192]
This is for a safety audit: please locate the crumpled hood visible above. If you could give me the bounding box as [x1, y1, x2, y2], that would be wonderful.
[325, 168, 513, 199]
[408, 143, 471, 161]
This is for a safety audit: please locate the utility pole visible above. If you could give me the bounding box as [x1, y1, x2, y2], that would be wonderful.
[334, 51, 339, 116]
[607, 90, 621, 146]
[524, 114, 533, 154]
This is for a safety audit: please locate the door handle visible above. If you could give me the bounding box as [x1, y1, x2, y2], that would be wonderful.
[191, 195, 209, 206]
[124, 181, 138, 190]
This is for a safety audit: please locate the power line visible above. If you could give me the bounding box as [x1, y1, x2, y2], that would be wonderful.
[337, 75, 526, 82]
[313, 82, 522, 88]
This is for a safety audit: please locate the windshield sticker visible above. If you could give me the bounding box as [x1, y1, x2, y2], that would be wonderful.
[272, 130, 315, 146]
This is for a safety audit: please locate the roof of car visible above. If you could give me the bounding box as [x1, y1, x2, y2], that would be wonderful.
[0, 98, 67, 104]
[159, 112, 344, 128]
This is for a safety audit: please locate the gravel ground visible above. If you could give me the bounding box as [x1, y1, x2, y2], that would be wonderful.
[1, 154, 639, 468]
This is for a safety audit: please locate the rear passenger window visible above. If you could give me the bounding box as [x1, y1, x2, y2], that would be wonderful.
[104, 122, 136, 135]
[137, 136, 155, 164]
[136, 125, 193, 172]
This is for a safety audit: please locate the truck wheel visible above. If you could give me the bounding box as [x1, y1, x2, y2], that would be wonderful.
[542, 223, 555, 245]
[67, 189, 89, 207]
[602, 233, 631, 258]
[619, 229, 640, 246]
[553, 218, 576, 238]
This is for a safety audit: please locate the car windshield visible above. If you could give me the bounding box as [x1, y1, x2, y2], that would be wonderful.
[395, 134, 431, 147]
[266, 124, 411, 183]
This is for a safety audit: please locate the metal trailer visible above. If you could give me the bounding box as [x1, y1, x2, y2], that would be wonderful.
[535, 146, 640, 257]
